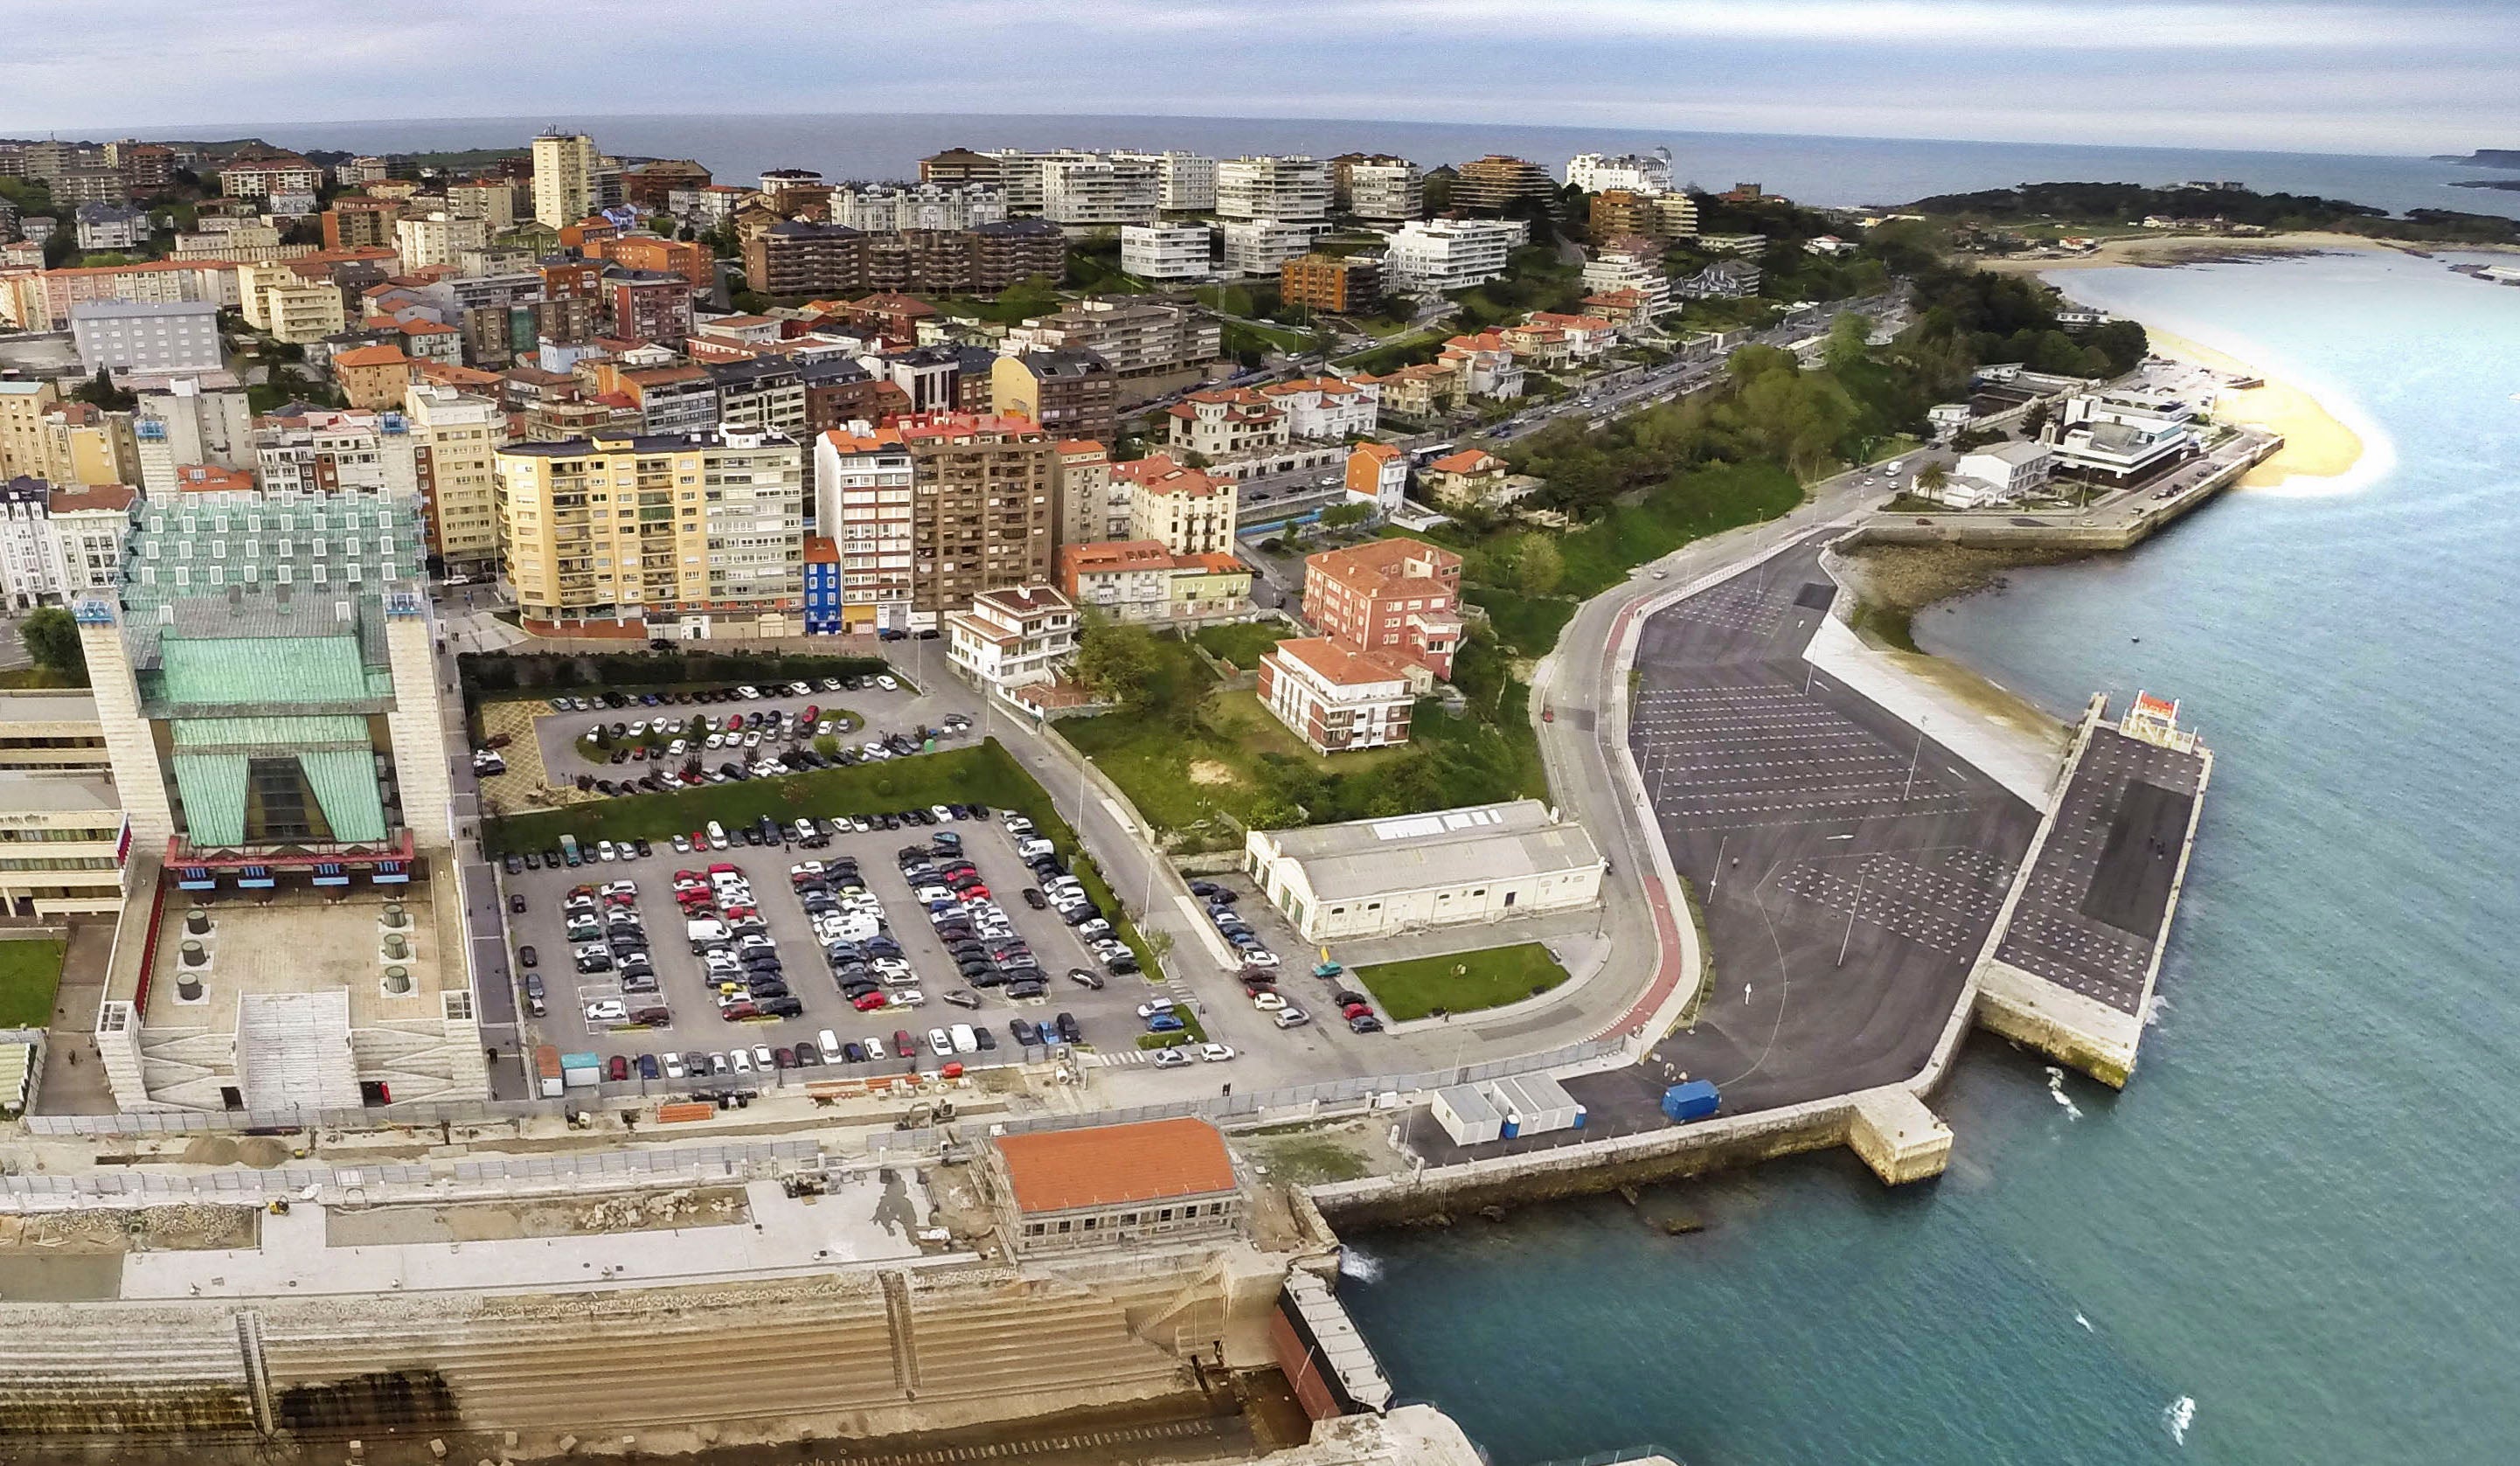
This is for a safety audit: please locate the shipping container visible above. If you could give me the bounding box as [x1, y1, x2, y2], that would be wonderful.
[560, 1051, 601, 1088]
[534, 1044, 564, 1099]
[1661, 1080, 1720, 1123]
[1482, 1074, 1583, 1138]
[1430, 1084, 1503, 1146]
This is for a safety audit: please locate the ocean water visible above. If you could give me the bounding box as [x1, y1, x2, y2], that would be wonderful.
[1336, 249, 2520, 1465]
[177, 111, 2520, 222]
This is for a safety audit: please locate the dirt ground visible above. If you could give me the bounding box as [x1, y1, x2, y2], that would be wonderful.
[177, 1134, 295, 1168]
[323, 1185, 751, 1247]
[0, 1203, 260, 1254]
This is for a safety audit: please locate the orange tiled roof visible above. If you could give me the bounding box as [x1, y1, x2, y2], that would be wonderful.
[993, 1118, 1236, 1214]
[1114, 455, 1226, 497]
[1268, 636, 1412, 689]
[330, 344, 413, 369]
[1427, 449, 1499, 474]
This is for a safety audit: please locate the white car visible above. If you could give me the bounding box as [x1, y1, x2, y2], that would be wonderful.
[820, 677, 846, 693]
[1273, 1007, 1310, 1030]
[1252, 990, 1287, 1011]
[1240, 949, 1281, 969]
[789, 681, 814, 697]
[670, 833, 691, 853]
[584, 999, 628, 1024]
[927, 1027, 954, 1057]
[663, 1053, 686, 1078]
[876, 676, 899, 691]
[738, 685, 763, 699]
[1151, 1046, 1192, 1068]
[1136, 998, 1177, 1019]
[1198, 1043, 1236, 1063]
[892, 989, 927, 1008]
[752, 1044, 775, 1069]
[729, 1047, 753, 1073]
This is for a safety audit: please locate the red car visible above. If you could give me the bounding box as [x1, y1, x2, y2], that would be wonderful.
[720, 1001, 760, 1021]
[706, 863, 740, 876]
[1342, 1001, 1374, 1020]
[892, 1029, 916, 1058]
[606, 1055, 628, 1081]
[852, 990, 889, 1011]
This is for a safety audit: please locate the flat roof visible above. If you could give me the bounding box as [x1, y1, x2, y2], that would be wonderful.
[995, 1117, 1236, 1214]
[0, 771, 120, 816]
[69, 299, 219, 320]
[1257, 798, 1604, 902]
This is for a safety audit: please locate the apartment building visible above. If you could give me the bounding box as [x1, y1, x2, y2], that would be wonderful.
[605, 270, 695, 344]
[252, 407, 422, 501]
[1040, 156, 1161, 230]
[38, 403, 140, 489]
[74, 204, 146, 253]
[1057, 538, 1252, 625]
[1258, 377, 1379, 441]
[1006, 298, 1221, 378]
[1590, 190, 1697, 242]
[1280, 253, 1379, 314]
[239, 261, 347, 344]
[1580, 236, 1674, 315]
[1163, 388, 1288, 461]
[394, 211, 489, 271]
[894, 414, 1057, 626]
[918, 149, 1003, 187]
[609, 365, 719, 435]
[331, 344, 418, 412]
[707, 358, 809, 439]
[44, 483, 136, 598]
[1302, 538, 1464, 680]
[0, 478, 59, 609]
[990, 351, 1118, 448]
[599, 233, 712, 289]
[946, 584, 1080, 707]
[446, 179, 519, 233]
[0, 381, 57, 482]
[1220, 219, 1325, 278]
[1107, 151, 1217, 212]
[1450, 155, 1558, 214]
[1257, 638, 1416, 754]
[218, 158, 323, 199]
[402, 383, 503, 577]
[531, 133, 600, 228]
[811, 424, 914, 630]
[1118, 454, 1236, 557]
[1120, 222, 1215, 282]
[1566, 152, 1675, 194]
[128, 371, 250, 471]
[746, 219, 1064, 299]
[1383, 219, 1529, 296]
[829, 183, 1007, 233]
[1052, 438, 1127, 545]
[322, 196, 401, 251]
[69, 300, 222, 375]
[0, 690, 111, 773]
[620, 160, 709, 212]
[1217, 156, 1332, 222]
[493, 427, 805, 636]
[1332, 156, 1422, 222]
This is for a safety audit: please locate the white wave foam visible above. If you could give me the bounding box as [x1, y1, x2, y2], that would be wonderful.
[2143, 993, 2170, 1029]
[1339, 1247, 1385, 1284]
[2075, 1311, 2093, 1332]
[2164, 1394, 2197, 1445]
[2045, 1066, 2083, 1119]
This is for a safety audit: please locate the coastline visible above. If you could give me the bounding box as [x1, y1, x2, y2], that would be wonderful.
[1976, 228, 2499, 275]
[2144, 325, 2377, 490]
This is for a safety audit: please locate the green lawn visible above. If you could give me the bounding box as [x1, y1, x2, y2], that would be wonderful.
[1354, 942, 1569, 1023]
[1467, 587, 1578, 657]
[0, 939, 66, 1028]
[1192, 622, 1291, 670]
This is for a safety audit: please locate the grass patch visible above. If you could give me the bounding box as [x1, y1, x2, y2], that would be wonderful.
[0, 667, 80, 689]
[1555, 462, 1805, 598]
[1354, 941, 1569, 1023]
[1466, 587, 1577, 656]
[1337, 330, 1446, 374]
[1250, 1132, 1374, 1185]
[1191, 621, 1291, 670]
[0, 939, 66, 1028]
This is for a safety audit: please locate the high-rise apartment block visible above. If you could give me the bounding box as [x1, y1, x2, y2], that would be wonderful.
[1217, 156, 1332, 222]
[531, 132, 600, 228]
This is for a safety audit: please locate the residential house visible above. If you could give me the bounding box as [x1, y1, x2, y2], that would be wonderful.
[1420, 448, 1510, 509]
[946, 584, 1080, 705]
[1118, 454, 1237, 556]
[1257, 376, 1378, 441]
[1302, 538, 1464, 680]
[331, 344, 419, 411]
[1164, 387, 1288, 460]
[1677, 259, 1761, 300]
[1343, 440, 1408, 515]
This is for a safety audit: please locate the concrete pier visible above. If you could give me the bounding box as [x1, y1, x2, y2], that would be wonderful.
[1848, 1088, 1953, 1185]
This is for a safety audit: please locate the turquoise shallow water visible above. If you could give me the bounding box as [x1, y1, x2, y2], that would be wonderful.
[1338, 250, 2520, 1465]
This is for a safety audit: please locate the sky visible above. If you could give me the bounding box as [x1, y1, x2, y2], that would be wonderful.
[4, 0, 2517, 156]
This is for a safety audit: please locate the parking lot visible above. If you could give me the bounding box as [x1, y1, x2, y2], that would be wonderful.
[516, 674, 963, 801]
[499, 804, 1169, 1097]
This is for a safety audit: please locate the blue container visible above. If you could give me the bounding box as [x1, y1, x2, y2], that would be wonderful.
[1662, 1080, 1721, 1122]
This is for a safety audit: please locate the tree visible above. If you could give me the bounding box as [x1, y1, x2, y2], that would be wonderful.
[1916, 462, 1951, 497]
[2020, 400, 2052, 440]
[1317, 502, 1371, 532]
[71, 368, 135, 413]
[19, 608, 87, 685]
[1825, 311, 1874, 370]
[1508, 533, 1564, 596]
[1073, 616, 1162, 710]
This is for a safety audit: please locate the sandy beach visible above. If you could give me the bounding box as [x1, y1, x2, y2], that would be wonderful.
[1977, 229, 2453, 274]
[2142, 327, 2367, 487]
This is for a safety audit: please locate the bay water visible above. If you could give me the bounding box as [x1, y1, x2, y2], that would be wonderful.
[1336, 249, 2520, 1464]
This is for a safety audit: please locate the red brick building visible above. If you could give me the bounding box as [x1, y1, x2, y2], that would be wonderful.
[605, 273, 695, 345]
[1299, 538, 1465, 681]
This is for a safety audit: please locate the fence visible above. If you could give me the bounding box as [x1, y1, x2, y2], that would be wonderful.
[869, 1037, 1624, 1154]
[0, 1136, 835, 1209]
[24, 1096, 566, 1137]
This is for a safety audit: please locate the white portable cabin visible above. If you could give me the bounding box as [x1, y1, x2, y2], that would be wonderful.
[1482, 1073, 1585, 1138]
[1430, 1083, 1503, 1145]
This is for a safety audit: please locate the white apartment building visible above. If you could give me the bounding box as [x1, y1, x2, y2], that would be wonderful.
[1119, 455, 1238, 557]
[531, 132, 600, 228]
[946, 585, 1079, 704]
[0, 479, 56, 610]
[1344, 161, 1422, 222]
[69, 300, 223, 376]
[253, 409, 422, 501]
[1566, 151, 1674, 194]
[402, 384, 503, 576]
[1257, 639, 1415, 755]
[1220, 219, 1325, 277]
[812, 424, 916, 633]
[828, 183, 1008, 233]
[1217, 156, 1331, 222]
[74, 204, 145, 253]
[130, 372, 253, 473]
[1121, 222, 1216, 281]
[1039, 156, 1161, 229]
[1258, 377, 1379, 441]
[45, 483, 135, 599]
[1113, 151, 1218, 212]
[1383, 219, 1529, 297]
[1580, 241, 1673, 315]
[392, 212, 489, 272]
[218, 161, 323, 199]
[446, 180, 517, 233]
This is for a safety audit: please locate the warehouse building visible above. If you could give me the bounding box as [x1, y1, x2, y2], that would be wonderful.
[986, 1116, 1243, 1255]
[1244, 799, 1606, 941]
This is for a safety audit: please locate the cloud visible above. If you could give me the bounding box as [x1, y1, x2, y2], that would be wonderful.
[1, 0, 2515, 153]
